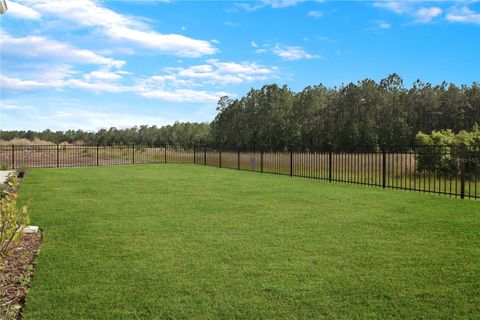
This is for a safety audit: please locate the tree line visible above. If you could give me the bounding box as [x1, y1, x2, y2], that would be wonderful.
[1, 74, 479, 151]
[211, 74, 479, 151]
[0, 122, 211, 147]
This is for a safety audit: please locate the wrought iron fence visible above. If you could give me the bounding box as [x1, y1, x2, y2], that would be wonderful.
[0, 144, 478, 199]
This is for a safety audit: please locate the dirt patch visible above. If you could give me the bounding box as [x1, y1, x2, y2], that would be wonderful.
[0, 232, 43, 320]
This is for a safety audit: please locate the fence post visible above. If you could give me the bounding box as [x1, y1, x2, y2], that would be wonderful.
[193, 145, 196, 164]
[132, 144, 135, 164]
[164, 145, 167, 163]
[57, 144, 59, 168]
[382, 145, 387, 188]
[204, 147, 207, 166]
[219, 146, 222, 168]
[328, 148, 332, 182]
[460, 144, 466, 199]
[260, 150, 264, 173]
[96, 145, 99, 166]
[237, 149, 240, 170]
[290, 150, 293, 177]
[11, 145, 15, 169]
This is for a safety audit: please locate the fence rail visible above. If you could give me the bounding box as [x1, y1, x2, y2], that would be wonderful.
[1, 144, 478, 199]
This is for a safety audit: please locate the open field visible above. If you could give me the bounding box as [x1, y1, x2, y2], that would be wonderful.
[2, 146, 479, 198]
[0, 145, 194, 167]
[19, 164, 480, 319]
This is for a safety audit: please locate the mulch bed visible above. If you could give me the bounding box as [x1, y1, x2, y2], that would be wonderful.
[0, 232, 42, 320]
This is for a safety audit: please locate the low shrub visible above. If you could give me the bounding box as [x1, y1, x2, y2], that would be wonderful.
[17, 164, 28, 178]
[0, 176, 31, 263]
[415, 125, 480, 176]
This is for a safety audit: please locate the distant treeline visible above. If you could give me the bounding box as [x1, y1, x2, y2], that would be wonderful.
[2, 74, 479, 151]
[0, 123, 211, 147]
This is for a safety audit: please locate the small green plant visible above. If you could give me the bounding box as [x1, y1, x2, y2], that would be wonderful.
[0, 163, 10, 170]
[17, 164, 29, 178]
[0, 176, 31, 263]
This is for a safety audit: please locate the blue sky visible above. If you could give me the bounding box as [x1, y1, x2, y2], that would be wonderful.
[1, 0, 479, 131]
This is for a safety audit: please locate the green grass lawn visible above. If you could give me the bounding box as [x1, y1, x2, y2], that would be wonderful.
[19, 164, 479, 319]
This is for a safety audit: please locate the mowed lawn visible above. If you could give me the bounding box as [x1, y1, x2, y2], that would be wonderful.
[19, 164, 479, 319]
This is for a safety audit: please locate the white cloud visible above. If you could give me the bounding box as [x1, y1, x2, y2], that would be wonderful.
[261, 0, 304, 8]
[130, 59, 277, 101]
[84, 70, 123, 81]
[139, 89, 228, 103]
[251, 41, 258, 48]
[104, 26, 216, 57]
[27, 64, 76, 81]
[373, 1, 410, 14]
[0, 104, 36, 111]
[30, 0, 138, 28]
[209, 59, 274, 77]
[364, 20, 392, 32]
[67, 79, 128, 93]
[1, 72, 228, 103]
[272, 44, 320, 61]
[26, 0, 217, 57]
[0, 67, 129, 93]
[0, 64, 75, 90]
[1, 31, 125, 68]
[374, 2, 446, 24]
[1, 104, 21, 110]
[133, 59, 277, 90]
[6, 1, 41, 19]
[143, 75, 193, 88]
[224, 21, 241, 27]
[379, 22, 391, 29]
[236, 0, 323, 11]
[2, 59, 250, 102]
[0, 74, 61, 90]
[446, 7, 480, 25]
[414, 7, 442, 23]
[235, 3, 264, 11]
[2, 68, 131, 94]
[154, 59, 277, 86]
[308, 10, 323, 18]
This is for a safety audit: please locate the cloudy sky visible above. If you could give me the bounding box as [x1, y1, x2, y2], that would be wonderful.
[1, 0, 479, 131]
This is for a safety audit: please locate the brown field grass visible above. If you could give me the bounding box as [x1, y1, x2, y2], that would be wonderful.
[0, 146, 477, 198]
[0, 138, 89, 146]
[0, 138, 57, 146]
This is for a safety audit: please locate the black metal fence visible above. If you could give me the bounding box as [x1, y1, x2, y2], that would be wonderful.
[1, 144, 478, 199]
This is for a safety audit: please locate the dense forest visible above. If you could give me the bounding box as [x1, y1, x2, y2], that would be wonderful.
[2, 74, 479, 151]
[211, 74, 479, 151]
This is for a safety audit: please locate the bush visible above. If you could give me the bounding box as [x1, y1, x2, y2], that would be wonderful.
[415, 126, 480, 176]
[415, 130, 456, 174]
[0, 176, 31, 263]
[17, 164, 28, 178]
